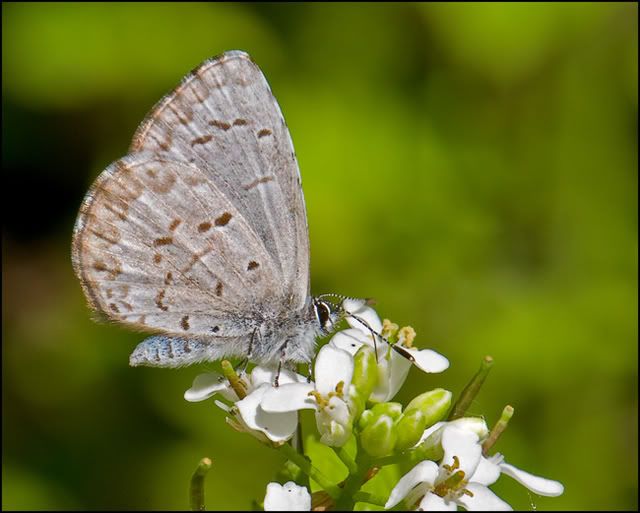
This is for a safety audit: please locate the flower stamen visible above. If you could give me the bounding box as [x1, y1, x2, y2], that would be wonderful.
[398, 326, 416, 348]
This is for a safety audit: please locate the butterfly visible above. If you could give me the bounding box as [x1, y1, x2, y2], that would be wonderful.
[72, 50, 366, 372]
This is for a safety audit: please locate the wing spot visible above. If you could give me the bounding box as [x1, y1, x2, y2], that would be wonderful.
[90, 228, 119, 245]
[153, 236, 173, 247]
[164, 272, 173, 285]
[247, 261, 260, 271]
[209, 120, 231, 130]
[93, 261, 108, 272]
[211, 326, 220, 333]
[257, 128, 272, 138]
[106, 288, 113, 299]
[243, 175, 275, 190]
[109, 303, 120, 313]
[198, 221, 212, 233]
[215, 282, 223, 297]
[104, 203, 127, 221]
[233, 118, 248, 126]
[191, 135, 212, 146]
[92, 259, 121, 280]
[215, 212, 232, 226]
[169, 219, 181, 231]
[153, 253, 162, 264]
[183, 341, 192, 353]
[155, 289, 168, 311]
[181, 315, 190, 331]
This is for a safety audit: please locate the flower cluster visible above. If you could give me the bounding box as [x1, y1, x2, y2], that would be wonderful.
[185, 300, 564, 511]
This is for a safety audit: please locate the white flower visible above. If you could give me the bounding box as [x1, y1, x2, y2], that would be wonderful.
[387, 419, 564, 510]
[330, 298, 449, 402]
[184, 366, 307, 443]
[264, 481, 310, 511]
[385, 422, 512, 510]
[260, 344, 355, 446]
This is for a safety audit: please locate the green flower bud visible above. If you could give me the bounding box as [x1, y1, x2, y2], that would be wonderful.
[394, 409, 427, 451]
[404, 388, 452, 428]
[348, 386, 367, 421]
[352, 345, 377, 399]
[361, 415, 397, 458]
[358, 408, 375, 431]
[370, 402, 403, 421]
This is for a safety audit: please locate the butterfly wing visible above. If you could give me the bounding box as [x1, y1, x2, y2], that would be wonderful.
[72, 153, 286, 341]
[130, 50, 310, 312]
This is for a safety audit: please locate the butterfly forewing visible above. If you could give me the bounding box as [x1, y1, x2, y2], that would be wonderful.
[129, 50, 310, 311]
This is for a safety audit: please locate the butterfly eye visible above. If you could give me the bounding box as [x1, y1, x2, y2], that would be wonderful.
[314, 301, 332, 331]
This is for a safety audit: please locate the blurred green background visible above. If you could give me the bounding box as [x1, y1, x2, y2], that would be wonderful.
[2, 2, 637, 510]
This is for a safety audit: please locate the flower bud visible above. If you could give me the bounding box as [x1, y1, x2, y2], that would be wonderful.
[358, 402, 402, 430]
[361, 414, 397, 458]
[404, 388, 452, 428]
[394, 409, 427, 451]
[352, 345, 378, 399]
[370, 401, 403, 420]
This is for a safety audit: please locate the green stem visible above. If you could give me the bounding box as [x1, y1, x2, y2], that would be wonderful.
[352, 490, 388, 507]
[189, 457, 212, 511]
[279, 443, 341, 500]
[334, 446, 358, 474]
[482, 405, 514, 455]
[448, 355, 494, 420]
[335, 450, 371, 510]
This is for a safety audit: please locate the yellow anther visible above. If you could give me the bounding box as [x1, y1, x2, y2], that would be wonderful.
[381, 319, 399, 338]
[334, 381, 345, 397]
[398, 326, 416, 347]
[433, 469, 466, 497]
[308, 390, 328, 408]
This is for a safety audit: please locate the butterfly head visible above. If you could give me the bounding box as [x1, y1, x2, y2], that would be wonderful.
[312, 297, 342, 335]
[312, 294, 375, 336]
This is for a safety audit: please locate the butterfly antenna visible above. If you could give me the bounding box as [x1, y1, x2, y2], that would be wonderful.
[343, 312, 394, 364]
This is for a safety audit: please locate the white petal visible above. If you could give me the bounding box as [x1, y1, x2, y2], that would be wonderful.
[401, 347, 449, 373]
[251, 366, 307, 388]
[261, 383, 317, 412]
[385, 349, 412, 401]
[418, 492, 457, 510]
[384, 460, 439, 509]
[343, 299, 383, 334]
[236, 384, 298, 442]
[264, 481, 311, 511]
[329, 329, 371, 355]
[470, 456, 501, 486]
[456, 482, 512, 511]
[441, 425, 482, 478]
[184, 372, 236, 402]
[448, 417, 490, 440]
[499, 463, 564, 497]
[369, 355, 392, 403]
[314, 345, 353, 396]
[417, 421, 446, 446]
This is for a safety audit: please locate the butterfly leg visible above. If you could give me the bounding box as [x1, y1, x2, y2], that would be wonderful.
[274, 341, 289, 388]
[306, 361, 313, 383]
[236, 328, 259, 377]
